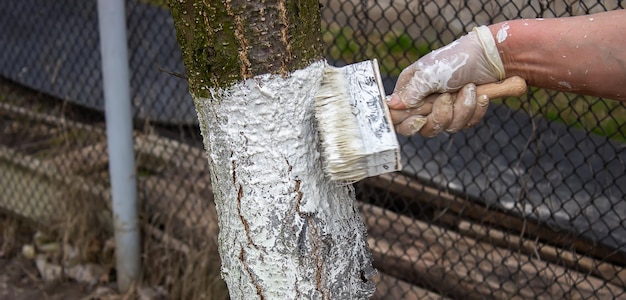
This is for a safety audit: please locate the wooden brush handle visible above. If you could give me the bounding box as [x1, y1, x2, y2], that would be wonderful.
[476, 76, 527, 99]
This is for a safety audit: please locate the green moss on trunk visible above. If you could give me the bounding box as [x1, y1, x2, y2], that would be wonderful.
[169, 0, 324, 97]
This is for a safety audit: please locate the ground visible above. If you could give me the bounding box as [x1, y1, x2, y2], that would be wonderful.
[0, 256, 94, 300]
[0, 215, 120, 300]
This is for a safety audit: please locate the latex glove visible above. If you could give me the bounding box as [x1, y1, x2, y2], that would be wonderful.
[388, 26, 504, 110]
[390, 84, 490, 136]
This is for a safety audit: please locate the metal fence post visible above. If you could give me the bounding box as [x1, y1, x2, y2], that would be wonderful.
[97, 0, 141, 292]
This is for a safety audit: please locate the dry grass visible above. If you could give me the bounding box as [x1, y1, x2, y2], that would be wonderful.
[0, 212, 35, 258]
[44, 161, 229, 299]
[141, 231, 228, 300]
[0, 180, 228, 299]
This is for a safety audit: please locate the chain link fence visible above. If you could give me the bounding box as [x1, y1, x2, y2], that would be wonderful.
[0, 0, 625, 299]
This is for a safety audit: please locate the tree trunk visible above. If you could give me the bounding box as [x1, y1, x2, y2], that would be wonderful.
[169, 1, 376, 299]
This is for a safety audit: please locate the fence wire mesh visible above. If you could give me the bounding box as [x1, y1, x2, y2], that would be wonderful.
[0, 0, 625, 299]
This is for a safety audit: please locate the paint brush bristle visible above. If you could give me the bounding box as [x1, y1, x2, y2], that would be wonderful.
[314, 60, 401, 182]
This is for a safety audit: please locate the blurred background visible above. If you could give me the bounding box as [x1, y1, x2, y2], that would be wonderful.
[0, 0, 625, 299]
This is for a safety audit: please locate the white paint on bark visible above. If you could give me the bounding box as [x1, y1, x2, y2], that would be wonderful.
[193, 60, 376, 299]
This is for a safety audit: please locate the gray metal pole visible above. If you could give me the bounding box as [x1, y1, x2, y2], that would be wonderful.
[97, 0, 140, 292]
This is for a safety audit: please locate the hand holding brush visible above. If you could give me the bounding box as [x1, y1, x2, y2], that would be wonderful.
[389, 77, 526, 136]
[387, 25, 527, 136]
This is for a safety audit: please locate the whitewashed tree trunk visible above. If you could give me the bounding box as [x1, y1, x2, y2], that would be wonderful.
[194, 59, 376, 299]
[170, 1, 376, 297]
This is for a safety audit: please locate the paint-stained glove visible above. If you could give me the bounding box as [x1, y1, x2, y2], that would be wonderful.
[387, 26, 504, 136]
[390, 84, 490, 137]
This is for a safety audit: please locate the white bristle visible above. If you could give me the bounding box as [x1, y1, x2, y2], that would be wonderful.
[314, 60, 402, 182]
[315, 66, 368, 182]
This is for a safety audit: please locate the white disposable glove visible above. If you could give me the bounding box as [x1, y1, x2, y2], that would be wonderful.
[390, 84, 490, 137]
[388, 26, 505, 136]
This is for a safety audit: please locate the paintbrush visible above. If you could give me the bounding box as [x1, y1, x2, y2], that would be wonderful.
[314, 59, 399, 182]
[314, 59, 527, 182]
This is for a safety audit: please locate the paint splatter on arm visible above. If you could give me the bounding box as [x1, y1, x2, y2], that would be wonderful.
[491, 9, 626, 101]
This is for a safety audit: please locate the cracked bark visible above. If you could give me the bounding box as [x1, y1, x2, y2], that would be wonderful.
[170, 0, 376, 299]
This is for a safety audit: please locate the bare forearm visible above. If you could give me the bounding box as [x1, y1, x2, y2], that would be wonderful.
[489, 9, 626, 101]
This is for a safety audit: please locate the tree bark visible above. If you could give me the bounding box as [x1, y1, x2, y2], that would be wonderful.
[169, 1, 376, 299]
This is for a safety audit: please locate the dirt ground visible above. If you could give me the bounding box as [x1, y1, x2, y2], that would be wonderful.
[0, 256, 94, 300]
[0, 215, 122, 300]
